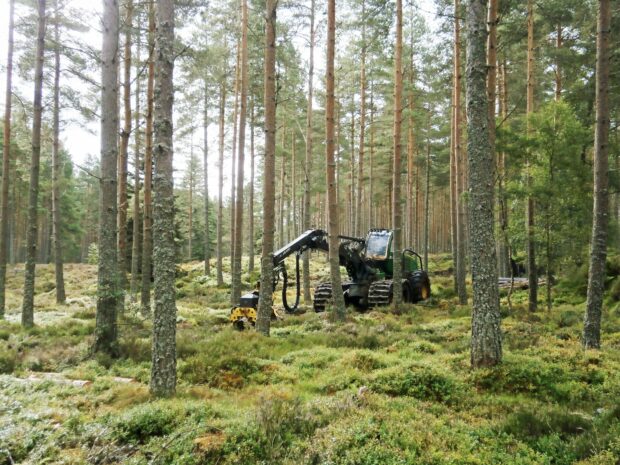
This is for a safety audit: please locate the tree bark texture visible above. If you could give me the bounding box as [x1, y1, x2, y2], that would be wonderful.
[302, 1, 315, 303]
[583, 0, 610, 350]
[94, 0, 120, 352]
[248, 99, 255, 272]
[141, 0, 155, 314]
[356, 0, 366, 239]
[22, 0, 47, 328]
[0, 0, 16, 318]
[232, 0, 249, 304]
[256, 0, 277, 335]
[150, 0, 176, 397]
[465, 0, 502, 368]
[392, 0, 404, 308]
[325, 0, 346, 320]
[118, 0, 132, 291]
[52, 0, 66, 304]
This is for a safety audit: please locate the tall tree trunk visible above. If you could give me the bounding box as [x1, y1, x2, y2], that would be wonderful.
[0, 0, 15, 318]
[407, 51, 416, 248]
[188, 141, 193, 260]
[232, 0, 248, 304]
[325, 0, 346, 320]
[216, 82, 225, 286]
[118, 0, 132, 291]
[368, 89, 374, 227]
[94, 0, 120, 351]
[497, 60, 509, 277]
[130, 15, 142, 298]
[248, 98, 255, 272]
[256, 0, 277, 335]
[278, 130, 286, 247]
[466, 0, 502, 368]
[424, 117, 430, 271]
[141, 0, 155, 314]
[150, 0, 176, 397]
[22, 0, 47, 328]
[51, 0, 65, 304]
[302, 1, 314, 303]
[301, 0, 316, 300]
[356, 5, 366, 238]
[555, 24, 562, 102]
[230, 40, 241, 266]
[526, 0, 537, 311]
[450, 83, 458, 291]
[203, 81, 211, 275]
[392, 0, 404, 307]
[454, 0, 467, 304]
[583, 0, 611, 350]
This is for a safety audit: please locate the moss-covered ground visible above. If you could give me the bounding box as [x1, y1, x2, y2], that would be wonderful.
[1, 254, 620, 464]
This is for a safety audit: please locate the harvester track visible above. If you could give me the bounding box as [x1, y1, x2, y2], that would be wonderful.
[368, 280, 393, 307]
[313, 282, 332, 312]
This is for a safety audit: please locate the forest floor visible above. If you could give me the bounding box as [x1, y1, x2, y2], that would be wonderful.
[1, 255, 620, 465]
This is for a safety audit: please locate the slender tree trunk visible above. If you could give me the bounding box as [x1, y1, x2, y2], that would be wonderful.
[118, 0, 132, 291]
[497, 60, 509, 276]
[368, 89, 374, 228]
[203, 82, 211, 275]
[392, 0, 404, 307]
[256, 0, 277, 335]
[94, 0, 120, 351]
[150, 0, 176, 397]
[51, 0, 65, 304]
[141, 0, 155, 314]
[466, 0, 501, 368]
[216, 82, 225, 286]
[232, 0, 248, 304]
[303, 0, 316, 305]
[230, 40, 241, 266]
[22, 0, 47, 328]
[325, 0, 346, 320]
[450, 85, 458, 290]
[248, 99, 255, 272]
[555, 24, 562, 102]
[424, 118, 430, 271]
[188, 141, 193, 260]
[356, 10, 366, 238]
[278, 131, 286, 247]
[130, 16, 142, 297]
[0, 0, 15, 318]
[583, 0, 610, 350]
[455, 0, 467, 304]
[407, 53, 416, 249]
[526, 0, 538, 311]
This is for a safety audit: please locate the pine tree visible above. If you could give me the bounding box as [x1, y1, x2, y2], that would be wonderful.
[325, 0, 346, 321]
[466, 0, 502, 368]
[256, 0, 278, 336]
[583, 0, 611, 350]
[150, 0, 176, 397]
[0, 0, 16, 319]
[94, 0, 120, 353]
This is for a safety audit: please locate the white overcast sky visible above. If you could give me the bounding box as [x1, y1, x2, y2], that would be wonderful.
[0, 0, 439, 199]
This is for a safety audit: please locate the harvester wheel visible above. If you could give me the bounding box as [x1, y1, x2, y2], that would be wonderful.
[313, 282, 333, 312]
[410, 271, 431, 302]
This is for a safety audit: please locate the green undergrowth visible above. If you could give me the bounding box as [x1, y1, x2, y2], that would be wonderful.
[1, 258, 620, 464]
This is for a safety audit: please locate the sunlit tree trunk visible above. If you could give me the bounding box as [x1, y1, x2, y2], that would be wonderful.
[248, 99, 255, 272]
[230, 40, 241, 266]
[584, 0, 611, 350]
[356, 5, 366, 238]
[392, 0, 404, 307]
[454, 0, 467, 304]
[51, 0, 65, 304]
[150, 0, 176, 397]
[466, 0, 501, 368]
[0, 0, 15, 318]
[94, 0, 120, 350]
[256, 0, 277, 335]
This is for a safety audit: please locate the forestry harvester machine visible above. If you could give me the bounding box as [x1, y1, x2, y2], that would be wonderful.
[229, 229, 431, 329]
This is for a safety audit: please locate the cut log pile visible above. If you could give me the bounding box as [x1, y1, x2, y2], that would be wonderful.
[498, 277, 546, 289]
